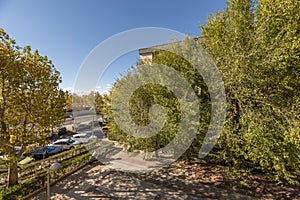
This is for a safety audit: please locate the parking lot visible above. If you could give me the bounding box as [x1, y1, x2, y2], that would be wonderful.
[0, 116, 108, 187]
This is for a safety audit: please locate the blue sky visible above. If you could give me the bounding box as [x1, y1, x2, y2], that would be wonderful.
[0, 0, 227, 94]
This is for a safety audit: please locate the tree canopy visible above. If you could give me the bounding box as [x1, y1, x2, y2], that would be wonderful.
[103, 0, 300, 184]
[0, 28, 67, 187]
[201, 0, 300, 183]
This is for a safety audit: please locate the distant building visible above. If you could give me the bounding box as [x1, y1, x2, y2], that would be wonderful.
[138, 42, 174, 64]
[138, 37, 203, 95]
[138, 37, 201, 63]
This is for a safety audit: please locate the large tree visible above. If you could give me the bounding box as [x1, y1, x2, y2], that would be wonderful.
[104, 40, 210, 159]
[0, 28, 67, 187]
[201, 0, 300, 183]
[104, 0, 300, 184]
[95, 92, 104, 114]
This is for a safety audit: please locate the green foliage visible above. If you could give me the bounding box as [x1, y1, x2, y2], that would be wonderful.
[0, 28, 67, 186]
[0, 180, 37, 200]
[67, 91, 105, 114]
[102, 0, 300, 184]
[0, 148, 92, 199]
[201, 0, 300, 184]
[103, 42, 211, 158]
[127, 83, 181, 152]
[150, 48, 212, 159]
[95, 92, 104, 114]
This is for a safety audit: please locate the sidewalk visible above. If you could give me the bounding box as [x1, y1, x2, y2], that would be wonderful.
[33, 162, 254, 200]
[31, 140, 299, 200]
[32, 142, 254, 200]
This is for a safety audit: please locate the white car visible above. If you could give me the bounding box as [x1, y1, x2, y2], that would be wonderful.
[72, 123, 90, 132]
[48, 139, 80, 150]
[81, 130, 106, 139]
[71, 133, 94, 144]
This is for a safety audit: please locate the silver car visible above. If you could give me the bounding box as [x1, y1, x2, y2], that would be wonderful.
[71, 133, 94, 144]
[48, 139, 80, 150]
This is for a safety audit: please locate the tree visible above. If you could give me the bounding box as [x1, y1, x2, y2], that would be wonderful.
[95, 92, 104, 114]
[201, 0, 300, 183]
[103, 40, 209, 159]
[64, 92, 73, 112]
[150, 42, 213, 160]
[102, 0, 299, 184]
[0, 28, 67, 187]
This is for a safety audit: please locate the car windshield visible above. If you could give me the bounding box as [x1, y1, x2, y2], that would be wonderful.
[44, 146, 55, 151]
[86, 133, 92, 137]
[67, 139, 75, 144]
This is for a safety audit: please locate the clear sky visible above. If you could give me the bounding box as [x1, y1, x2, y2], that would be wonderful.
[0, 0, 227, 94]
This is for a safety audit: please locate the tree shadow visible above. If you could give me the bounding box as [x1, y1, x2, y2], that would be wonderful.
[33, 149, 300, 200]
[33, 163, 256, 199]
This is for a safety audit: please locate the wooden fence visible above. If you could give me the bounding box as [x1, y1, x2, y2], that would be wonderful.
[0, 140, 113, 188]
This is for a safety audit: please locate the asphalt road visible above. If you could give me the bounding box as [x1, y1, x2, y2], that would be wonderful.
[66, 114, 102, 124]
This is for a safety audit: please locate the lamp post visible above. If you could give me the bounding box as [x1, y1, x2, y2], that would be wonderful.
[194, 85, 202, 95]
[47, 162, 61, 200]
[89, 151, 97, 164]
[92, 115, 94, 137]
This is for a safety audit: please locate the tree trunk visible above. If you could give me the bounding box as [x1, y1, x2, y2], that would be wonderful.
[7, 159, 18, 188]
[233, 98, 242, 131]
[155, 139, 159, 158]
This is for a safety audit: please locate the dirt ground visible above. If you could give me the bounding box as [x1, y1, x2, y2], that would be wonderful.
[32, 159, 299, 200]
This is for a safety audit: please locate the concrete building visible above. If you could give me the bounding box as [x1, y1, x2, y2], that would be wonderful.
[138, 37, 201, 63]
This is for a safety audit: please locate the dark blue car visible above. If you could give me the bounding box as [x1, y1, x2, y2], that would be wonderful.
[31, 146, 62, 159]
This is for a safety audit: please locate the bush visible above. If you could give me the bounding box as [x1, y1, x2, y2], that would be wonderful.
[0, 180, 37, 200]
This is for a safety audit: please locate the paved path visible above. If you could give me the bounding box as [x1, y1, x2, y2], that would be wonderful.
[33, 162, 253, 200]
[98, 142, 175, 172]
[32, 140, 254, 199]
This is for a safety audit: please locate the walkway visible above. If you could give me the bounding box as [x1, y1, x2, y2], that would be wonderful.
[32, 140, 299, 199]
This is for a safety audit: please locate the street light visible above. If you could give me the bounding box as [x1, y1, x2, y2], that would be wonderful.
[47, 162, 61, 200]
[92, 115, 94, 136]
[89, 151, 97, 164]
[194, 85, 202, 95]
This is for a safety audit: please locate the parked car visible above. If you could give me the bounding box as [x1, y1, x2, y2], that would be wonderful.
[0, 153, 34, 172]
[71, 133, 94, 144]
[101, 125, 110, 133]
[30, 146, 62, 159]
[83, 130, 106, 139]
[0, 152, 6, 160]
[46, 134, 60, 142]
[88, 120, 101, 127]
[65, 113, 73, 119]
[18, 156, 35, 165]
[48, 139, 81, 150]
[72, 123, 90, 132]
[0, 151, 25, 162]
[58, 126, 67, 135]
